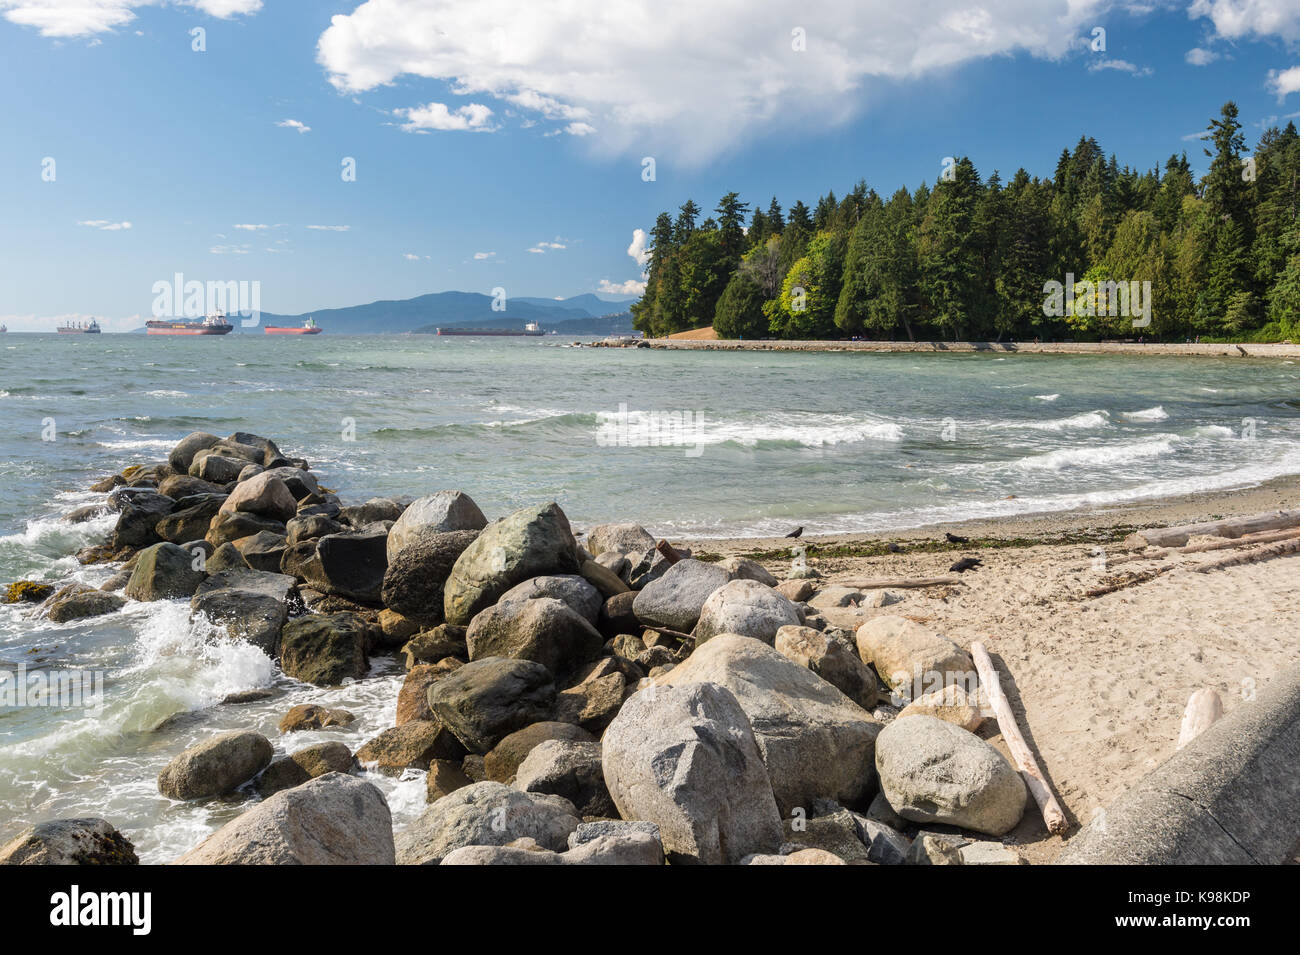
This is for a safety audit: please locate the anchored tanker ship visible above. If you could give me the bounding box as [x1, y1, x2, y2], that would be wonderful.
[436, 321, 544, 337]
[265, 317, 322, 335]
[145, 313, 233, 336]
[58, 319, 101, 334]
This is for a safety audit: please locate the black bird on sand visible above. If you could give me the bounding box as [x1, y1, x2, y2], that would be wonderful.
[784, 526, 804, 539]
[945, 532, 970, 544]
[949, 556, 983, 573]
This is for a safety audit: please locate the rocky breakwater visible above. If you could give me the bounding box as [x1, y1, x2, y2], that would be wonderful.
[4, 429, 1030, 866]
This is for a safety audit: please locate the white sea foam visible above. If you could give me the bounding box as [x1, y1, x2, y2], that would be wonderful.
[1124, 405, 1169, 421]
[1033, 394, 1059, 401]
[1018, 410, 1110, 431]
[594, 410, 905, 447]
[1013, 436, 1176, 471]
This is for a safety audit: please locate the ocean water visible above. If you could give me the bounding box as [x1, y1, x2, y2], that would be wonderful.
[2, 333, 1299, 859]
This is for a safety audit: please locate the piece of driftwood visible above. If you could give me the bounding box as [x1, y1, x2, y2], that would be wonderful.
[1098, 526, 1300, 569]
[970, 642, 1068, 835]
[655, 539, 682, 564]
[1176, 689, 1224, 750]
[837, 575, 964, 589]
[1083, 567, 1168, 598]
[1124, 510, 1300, 549]
[1191, 537, 1300, 573]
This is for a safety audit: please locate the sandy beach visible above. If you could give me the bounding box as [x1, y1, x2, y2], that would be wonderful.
[680, 475, 1300, 862]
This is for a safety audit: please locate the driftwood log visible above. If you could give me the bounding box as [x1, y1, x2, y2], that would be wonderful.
[1191, 537, 1300, 573]
[837, 575, 964, 589]
[970, 641, 1069, 835]
[1124, 510, 1300, 549]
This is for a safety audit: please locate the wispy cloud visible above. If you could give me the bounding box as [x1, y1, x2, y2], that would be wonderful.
[233, 223, 271, 231]
[527, 240, 567, 254]
[277, 118, 311, 133]
[473, 251, 496, 260]
[1088, 58, 1153, 77]
[1185, 47, 1219, 66]
[77, 219, 131, 230]
[306, 224, 350, 231]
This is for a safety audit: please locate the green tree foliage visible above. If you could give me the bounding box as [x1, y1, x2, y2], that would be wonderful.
[629, 103, 1300, 342]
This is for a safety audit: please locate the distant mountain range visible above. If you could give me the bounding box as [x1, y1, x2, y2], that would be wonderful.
[130, 291, 638, 335]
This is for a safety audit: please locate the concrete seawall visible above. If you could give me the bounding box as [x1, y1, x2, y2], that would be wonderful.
[1057, 668, 1300, 864]
[632, 339, 1300, 359]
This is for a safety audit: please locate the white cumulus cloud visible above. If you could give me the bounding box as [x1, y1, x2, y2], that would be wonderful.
[1268, 65, 1300, 99]
[597, 278, 646, 296]
[627, 228, 650, 268]
[277, 118, 311, 133]
[317, 0, 1138, 162]
[0, 0, 260, 38]
[395, 101, 495, 133]
[1184, 46, 1219, 66]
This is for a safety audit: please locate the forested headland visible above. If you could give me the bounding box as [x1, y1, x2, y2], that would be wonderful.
[630, 102, 1300, 343]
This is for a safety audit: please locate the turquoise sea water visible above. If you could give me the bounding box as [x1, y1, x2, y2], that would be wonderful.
[1, 333, 1299, 858]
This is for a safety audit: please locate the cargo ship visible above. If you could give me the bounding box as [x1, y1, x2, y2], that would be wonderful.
[145, 312, 233, 336]
[265, 317, 322, 335]
[436, 321, 544, 337]
[58, 319, 101, 334]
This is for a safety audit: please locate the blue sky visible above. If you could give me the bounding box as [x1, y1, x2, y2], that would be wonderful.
[1, 0, 1299, 330]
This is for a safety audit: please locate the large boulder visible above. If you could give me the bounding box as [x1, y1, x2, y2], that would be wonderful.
[301, 529, 389, 604]
[125, 542, 207, 601]
[426, 657, 556, 753]
[775, 625, 878, 709]
[394, 780, 580, 865]
[278, 612, 372, 686]
[219, 472, 297, 523]
[175, 773, 394, 864]
[255, 741, 355, 797]
[110, 490, 174, 549]
[0, 818, 138, 865]
[168, 431, 222, 473]
[189, 448, 247, 485]
[631, 559, 729, 632]
[484, 721, 594, 782]
[190, 569, 296, 656]
[155, 494, 226, 544]
[379, 528, 479, 622]
[497, 574, 602, 624]
[355, 720, 466, 774]
[261, 465, 319, 501]
[339, 498, 404, 526]
[386, 491, 488, 561]
[875, 715, 1028, 836]
[286, 514, 344, 546]
[157, 731, 273, 800]
[716, 556, 780, 587]
[442, 503, 581, 627]
[41, 583, 125, 623]
[466, 596, 603, 678]
[656, 634, 881, 815]
[585, 522, 655, 558]
[233, 530, 288, 573]
[515, 739, 614, 817]
[158, 474, 226, 500]
[206, 510, 285, 547]
[855, 616, 975, 701]
[691, 578, 801, 645]
[602, 681, 782, 865]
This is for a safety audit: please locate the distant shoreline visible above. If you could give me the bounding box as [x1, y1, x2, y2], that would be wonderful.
[635, 339, 1300, 358]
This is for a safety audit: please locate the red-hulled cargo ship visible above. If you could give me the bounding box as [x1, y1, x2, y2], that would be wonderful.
[145, 313, 234, 335]
[265, 317, 322, 335]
